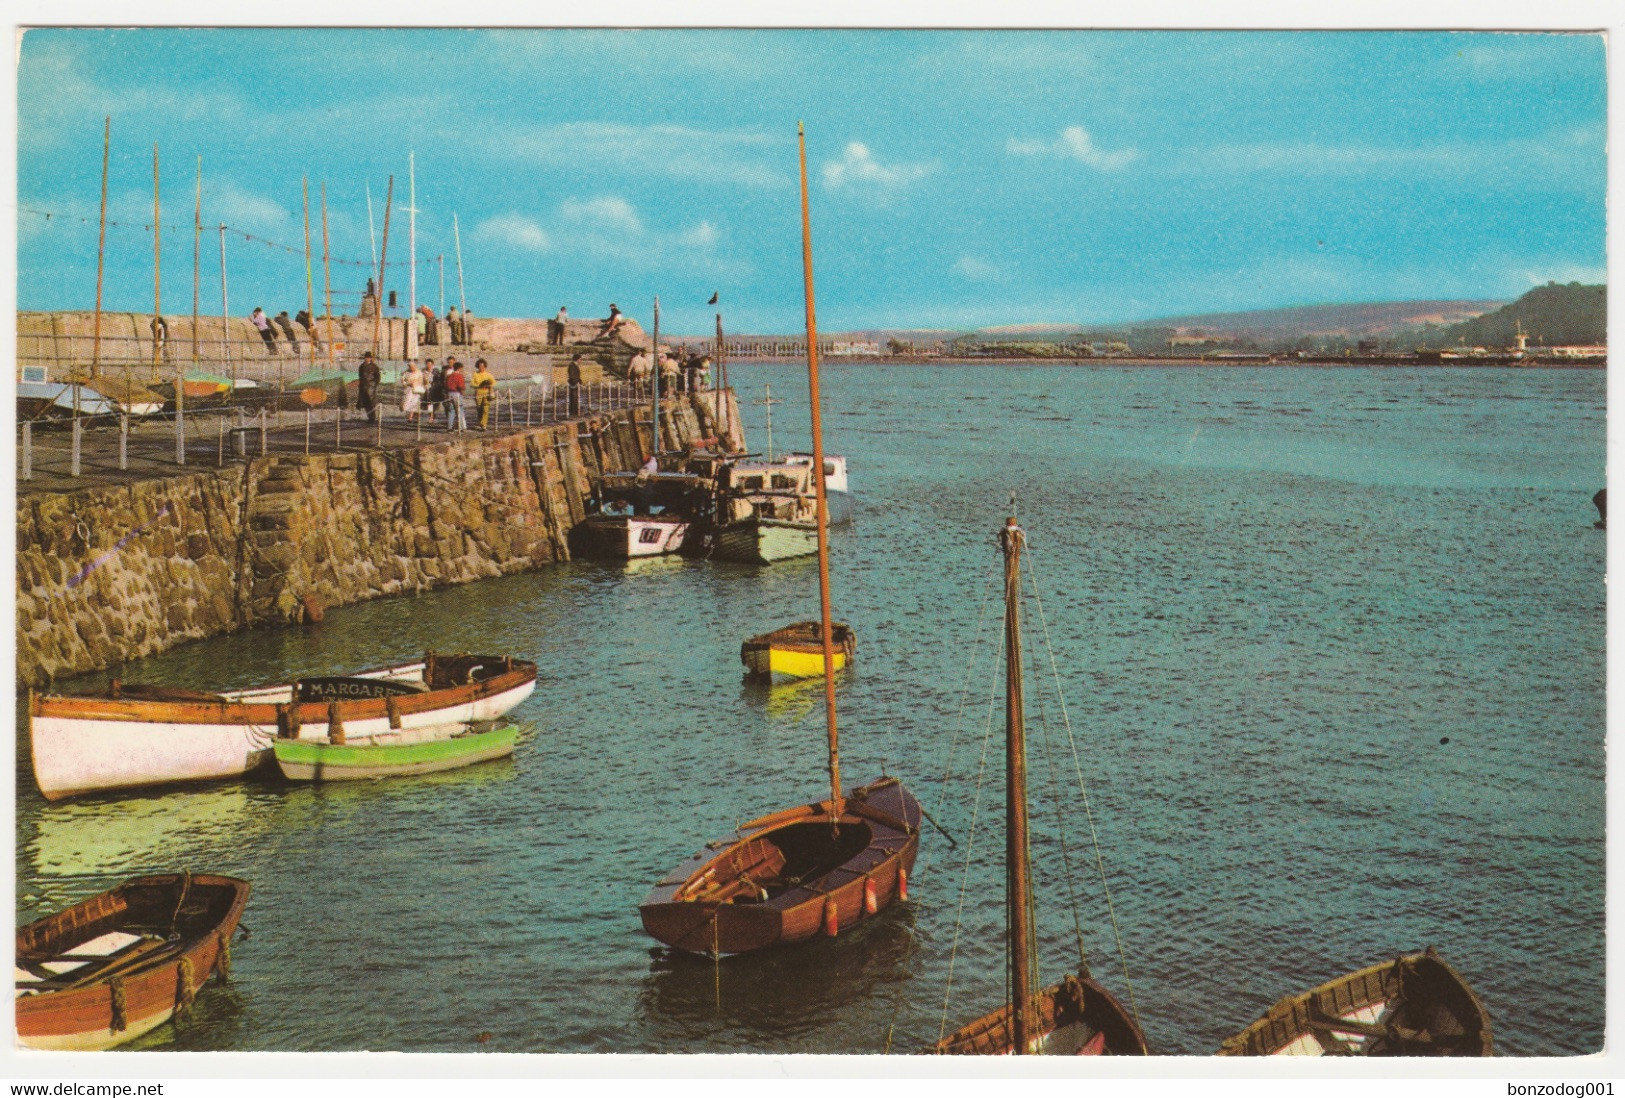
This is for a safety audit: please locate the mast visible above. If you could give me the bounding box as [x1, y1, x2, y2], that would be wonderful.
[373, 176, 393, 359]
[798, 122, 843, 825]
[192, 158, 201, 367]
[152, 143, 162, 375]
[91, 116, 109, 380]
[1000, 514, 1034, 1054]
[322, 183, 333, 364]
[303, 177, 314, 367]
[651, 296, 661, 458]
[408, 151, 416, 353]
[219, 224, 231, 390]
[453, 213, 466, 318]
[715, 310, 729, 446]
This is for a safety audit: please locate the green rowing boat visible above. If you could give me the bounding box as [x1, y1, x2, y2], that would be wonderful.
[273, 723, 520, 782]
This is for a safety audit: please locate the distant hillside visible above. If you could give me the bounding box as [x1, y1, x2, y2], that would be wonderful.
[1430, 283, 1605, 347]
[1117, 300, 1507, 342]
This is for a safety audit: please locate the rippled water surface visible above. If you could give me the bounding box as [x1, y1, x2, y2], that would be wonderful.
[14, 364, 1605, 1055]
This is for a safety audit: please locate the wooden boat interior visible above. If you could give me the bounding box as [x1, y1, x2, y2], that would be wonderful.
[935, 972, 1148, 1055]
[15, 877, 238, 997]
[679, 819, 875, 905]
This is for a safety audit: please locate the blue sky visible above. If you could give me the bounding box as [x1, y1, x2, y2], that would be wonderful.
[15, 28, 1609, 335]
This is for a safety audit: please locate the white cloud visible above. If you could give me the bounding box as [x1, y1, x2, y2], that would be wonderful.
[209, 181, 292, 230]
[560, 196, 644, 235]
[951, 256, 1002, 282]
[1007, 126, 1138, 171]
[821, 142, 934, 197]
[472, 214, 552, 252]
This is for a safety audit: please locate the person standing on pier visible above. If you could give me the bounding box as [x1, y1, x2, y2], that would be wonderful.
[276, 311, 301, 355]
[150, 315, 170, 362]
[403, 358, 427, 424]
[251, 307, 278, 354]
[426, 360, 447, 425]
[659, 351, 680, 396]
[296, 309, 323, 353]
[567, 353, 583, 417]
[598, 303, 624, 341]
[628, 349, 651, 395]
[444, 358, 467, 431]
[472, 359, 496, 430]
[548, 305, 568, 346]
[358, 350, 382, 424]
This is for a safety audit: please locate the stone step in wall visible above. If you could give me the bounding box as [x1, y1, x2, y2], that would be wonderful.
[15, 389, 742, 687]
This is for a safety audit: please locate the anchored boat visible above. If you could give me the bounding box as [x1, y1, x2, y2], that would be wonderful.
[29, 652, 538, 801]
[575, 470, 715, 559]
[1216, 948, 1493, 1056]
[933, 515, 1148, 1056]
[640, 123, 920, 956]
[15, 872, 250, 1051]
[273, 721, 521, 781]
[742, 620, 856, 681]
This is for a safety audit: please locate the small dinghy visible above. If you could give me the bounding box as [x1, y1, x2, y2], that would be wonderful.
[272, 721, 521, 782]
[1216, 948, 1493, 1056]
[15, 872, 250, 1051]
[741, 621, 856, 681]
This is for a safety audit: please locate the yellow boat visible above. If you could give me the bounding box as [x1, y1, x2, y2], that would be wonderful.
[741, 621, 856, 681]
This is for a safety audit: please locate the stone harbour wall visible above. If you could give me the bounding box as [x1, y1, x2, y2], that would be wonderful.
[15, 390, 742, 687]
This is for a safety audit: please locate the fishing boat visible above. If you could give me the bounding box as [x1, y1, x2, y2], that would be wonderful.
[784, 452, 852, 525]
[933, 515, 1148, 1056]
[639, 123, 921, 956]
[15, 872, 250, 1051]
[1216, 948, 1493, 1056]
[741, 620, 856, 681]
[29, 652, 538, 801]
[709, 457, 821, 564]
[574, 470, 715, 559]
[272, 720, 521, 781]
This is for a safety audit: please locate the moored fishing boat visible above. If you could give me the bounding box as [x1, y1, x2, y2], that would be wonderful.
[933, 515, 1148, 1056]
[575, 470, 715, 559]
[1216, 948, 1493, 1056]
[29, 652, 538, 801]
[272, 721, 521, 781]
[640, 123, 921, 956]
[784, 452, 852, 524]
[15, 872, 250, 1051]
[741, 620, 856, 681]
[708, 458, 820, 564]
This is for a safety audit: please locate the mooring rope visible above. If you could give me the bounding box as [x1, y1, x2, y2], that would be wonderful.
[1024, 546, 1144, 1034]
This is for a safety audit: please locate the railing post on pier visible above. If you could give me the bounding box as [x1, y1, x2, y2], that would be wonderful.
[22, 424, 32, 481]
[376, 410, 382, 448]
[305, 408, 312, 456]
[261, 407, 268, 455]
[334, 407, 342, 452]
[175, 406, 186, 466]
[526, 388, 532, 427]
[71, 418, 82, 478]
[218, 415, 226, 466]
[118, 414, 128, 471]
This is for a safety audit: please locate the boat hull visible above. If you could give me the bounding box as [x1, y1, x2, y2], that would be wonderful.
[710, 518, 818, 564]
[1216, 949, 1492, 1056]
[273, 724, 519, 781]
[741, 621, 856, 680]
[16, 873, 251, 1052]
[29, 655, 537, 800]
[575, 515, 691, 559]
[933, 971, 1148, 1055]
[639, 776, 921, 955]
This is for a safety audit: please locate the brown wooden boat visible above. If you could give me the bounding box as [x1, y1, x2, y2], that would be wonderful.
[640, 124, 921, 957]
[741, 620, 856, 681]
[1216, 948, 1493, 1056]
[15, 872, 250, 1051]
[932, 516, 1149, 1055]
[639, 776, 920, 955]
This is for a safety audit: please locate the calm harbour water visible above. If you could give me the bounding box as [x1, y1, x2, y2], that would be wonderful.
[13, 363, 1606, 1056]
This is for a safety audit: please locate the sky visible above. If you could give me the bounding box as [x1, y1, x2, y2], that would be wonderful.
[13, 27, 1610, 335]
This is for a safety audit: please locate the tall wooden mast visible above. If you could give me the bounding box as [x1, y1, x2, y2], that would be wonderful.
[91, 117, 109, 380]
[798, 122, 843, 825]
[1000, 514, 1034, 1053]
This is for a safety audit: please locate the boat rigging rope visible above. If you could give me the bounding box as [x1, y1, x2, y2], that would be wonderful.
[934, 605, 1005, 1047]
[1025, 548, 1144, 1035]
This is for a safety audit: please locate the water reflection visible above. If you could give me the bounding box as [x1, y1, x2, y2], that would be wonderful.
[637, 905, 920, 1053]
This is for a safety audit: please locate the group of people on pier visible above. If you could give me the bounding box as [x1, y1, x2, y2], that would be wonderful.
[248, 306, 327, 356]
[394, 356, 498, 431]
[627, 348, 711, 396]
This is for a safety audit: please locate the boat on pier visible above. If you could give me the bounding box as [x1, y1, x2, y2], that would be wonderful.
[272, 720, 521, 781]
[29, 652, 537, 801]
[15, 872, 250, 1051]
[1216, 948, 1493, 1056]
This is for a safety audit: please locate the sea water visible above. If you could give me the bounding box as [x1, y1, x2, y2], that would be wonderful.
[13, 363, 1605, 1055]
